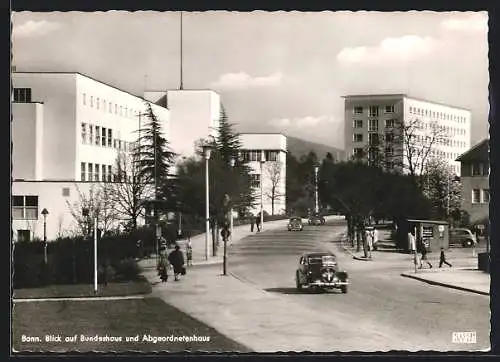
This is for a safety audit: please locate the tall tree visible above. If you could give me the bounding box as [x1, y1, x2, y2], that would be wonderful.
[264, 161, 285, 215]
[134, 102, 176, 206]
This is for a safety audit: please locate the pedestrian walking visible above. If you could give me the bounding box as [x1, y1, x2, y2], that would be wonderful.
[418, 239, 432, 269]
[168, 244, 185, 281]
[439, 247, 452, 268]
[372, 227, 379, 251]
[158, 250, 169, 282]
[255, 214, 261, 232]
[186, 240, 193, 267]
[250, 215, 255, 232]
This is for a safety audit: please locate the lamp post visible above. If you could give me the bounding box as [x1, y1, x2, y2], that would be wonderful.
[260, 151, 266, 230]
[202, 140, 213, 261]
[229, 157, 236, 244]
[314, 164, 320, 214]
[41, 208, 49, 264]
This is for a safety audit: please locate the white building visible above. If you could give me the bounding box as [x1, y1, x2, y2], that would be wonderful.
[12, 72, 170, 241]
[343, 94, 471, 175]
[239, 133, 287, 216]
[144, 89, 221, 158]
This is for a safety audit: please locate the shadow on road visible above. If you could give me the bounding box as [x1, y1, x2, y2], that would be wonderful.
[264, 287, 342, 295]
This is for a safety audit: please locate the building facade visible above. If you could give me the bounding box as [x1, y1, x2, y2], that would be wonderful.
[456, 139, 489, 224]
[12, 72, 170, 241]
[343, 94, 471, 175]
[144, 89, 221, 158]
[239, 133, 287, 216]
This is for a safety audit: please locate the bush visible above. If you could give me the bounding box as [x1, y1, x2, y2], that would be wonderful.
[113, 258, 140, 281]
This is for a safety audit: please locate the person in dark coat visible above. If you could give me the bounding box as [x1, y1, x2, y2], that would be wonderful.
[439, 247, 452, 268]
[418, 239, 432, 269]
[168, 245, 185, 281]
[250, 216, 255, 232]
[255, 214, 261, 232]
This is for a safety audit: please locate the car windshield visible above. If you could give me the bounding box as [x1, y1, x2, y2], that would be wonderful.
[308, 255, 335, 264]
[452, 230, 469, 236]
[290, 218, 301, 222]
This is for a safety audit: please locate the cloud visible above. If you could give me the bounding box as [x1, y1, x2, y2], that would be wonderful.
[440, 13, 488, 32]
[211, 72, 283, 89]
[269, 115, 335, 128]
[13, 20, 61, 38]
[337, 35, 436, 65]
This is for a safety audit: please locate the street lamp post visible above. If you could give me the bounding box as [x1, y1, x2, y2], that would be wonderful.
[229, 157, 236, 244]
[314, 164, 320, 214]
[260, 151, 266, 230]
[41, 208, 49, 264]
[202, 141, 213, 261]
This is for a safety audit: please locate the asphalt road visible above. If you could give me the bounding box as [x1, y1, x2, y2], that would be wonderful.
[227, 220, 490, 352]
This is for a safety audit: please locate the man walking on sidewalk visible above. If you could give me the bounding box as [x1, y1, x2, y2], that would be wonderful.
[439, 247, 452, 268]
[250, 215, 255, 232]
[255, 214, 261, 232]
[418, 239, 432, 269]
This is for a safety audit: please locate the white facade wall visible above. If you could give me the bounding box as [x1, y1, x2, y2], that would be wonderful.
[344, 94, 471, 175]
[144, 90, 221, 158]
[239, 133, 287, 216]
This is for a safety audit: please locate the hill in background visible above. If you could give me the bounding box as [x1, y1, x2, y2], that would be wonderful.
[286, 135, 345, 161]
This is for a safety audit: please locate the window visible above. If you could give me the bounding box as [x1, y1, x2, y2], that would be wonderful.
[81, 162, 86, 181]
[62, 187, 70, 197]
[101, 127, 107, 146]
[385, 132, 394, 143]
[81, 123, 88, 144]
[369, 106, 379, 117]
[368, 119, 378, 132]
[17, 230, 31, 242]
[368, 133, 379, 145]
[472, 189, 481, 203]
[107, 129, 112, 147]
[13, 88, 32, 103]
[95, 126, 101, 145]
[250, 174, 260, 188]
[120, 106, 122, 116]
[265, 151, 279, 162]
[353, 148, 364, 158]
[353, 120, 363, 129]
[95, 163, 100, 181]
[102, 164, 107, 182]
[89, 125, 94, 144]
[103, 100, 107, 112]
[115, 104, 118, 114]
[482, 189, 490, 203]
[247, 150, 262, 162]
[83, 93, 87, 106]
[88, 163, 94, 181]
[119, 140, 122, 150]
[385, 105, 394, 113]
[385, 119, 395, 128]
[354, 106, 363, 114]
[353, 133, 363, 142]
[96, 98, 100, 110]
[109, 102, 113, 113]
[90, 96, 94, 107]
[12, 195, 38, 220]
[471, 163, 481, 176]
[108, 165, 112, 182]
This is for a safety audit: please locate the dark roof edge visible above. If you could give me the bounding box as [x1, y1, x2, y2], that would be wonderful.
[456, 138, 489, 161]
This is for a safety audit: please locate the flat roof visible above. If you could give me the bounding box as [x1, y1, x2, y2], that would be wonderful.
[342, 93, 470, 112]
[14, 71, 169, 109]
[407, 219, 449, 225]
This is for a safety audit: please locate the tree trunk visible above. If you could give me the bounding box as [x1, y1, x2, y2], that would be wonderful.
[271, 198, 275, 216]
[361, 224, 369, 258]
[355, 227, 361, 252]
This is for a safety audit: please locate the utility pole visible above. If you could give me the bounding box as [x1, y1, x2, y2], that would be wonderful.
[179, 11, 184, 90]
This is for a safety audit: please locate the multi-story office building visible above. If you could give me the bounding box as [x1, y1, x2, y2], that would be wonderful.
[343, 94, 471, 175]
[456, 139, 489, 224]
[239, 133, 287, 216]
[12, 72, 170, 241]
[144, 90, 221, 158]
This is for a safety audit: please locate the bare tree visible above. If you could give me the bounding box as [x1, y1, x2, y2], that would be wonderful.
[107, 151, 154, 232]
[393, 118, 449, 188]
[66, 183, 119, 236]
[265, 161, 285, 215]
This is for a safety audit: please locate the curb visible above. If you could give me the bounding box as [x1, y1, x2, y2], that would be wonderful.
[400, 273, 489, 296]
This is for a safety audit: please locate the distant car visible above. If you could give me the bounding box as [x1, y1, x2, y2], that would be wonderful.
[296, 252, 349, 293]
[449, 228, 477, 248]
[308, 213, 325, 226]
[288, 217, 303, 231]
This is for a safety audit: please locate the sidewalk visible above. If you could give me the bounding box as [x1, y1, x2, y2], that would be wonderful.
[338, 232, 490, 296]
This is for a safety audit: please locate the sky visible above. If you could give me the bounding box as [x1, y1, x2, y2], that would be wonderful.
[11, 11, 489, 149]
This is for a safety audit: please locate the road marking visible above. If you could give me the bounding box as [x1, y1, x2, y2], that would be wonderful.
[452, 331, 477, 344]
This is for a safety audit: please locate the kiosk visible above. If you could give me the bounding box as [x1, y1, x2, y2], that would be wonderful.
[407, 219, 449, 253]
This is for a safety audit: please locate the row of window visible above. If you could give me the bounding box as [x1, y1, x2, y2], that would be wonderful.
[472, 189, 489, 204]
[13, 88, 32, 103]
[470, 163, 490, 177]
[353, 119, 395, 132]
[352, 146, 461, 161]
[12, 195, 38, 220]
[81, 123, 135, 151]
[81, 162, 113, 182]
[353, 105, 394, 116]
[249, 174, 261, 188]
[82, 93, 141, 119]
[410, 118, 467, 137]
[241, 150, 280, 162]
[409, 106, 466, 123]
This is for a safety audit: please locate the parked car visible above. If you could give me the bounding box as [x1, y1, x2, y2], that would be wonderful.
[295, 252, 349, 293]
[308, 213, 326, 226]
[449, 228, 477, 248]
[288, 217, 303, 231]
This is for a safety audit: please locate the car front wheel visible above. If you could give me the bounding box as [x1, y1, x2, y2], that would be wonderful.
[296, 272, 302, 290]
[463, 239, 473, 248]
[341, 285, 348, 294]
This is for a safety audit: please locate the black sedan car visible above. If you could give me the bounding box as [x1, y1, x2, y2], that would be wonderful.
[287, 217, 303, 231]
[295, 252, 349, 293]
